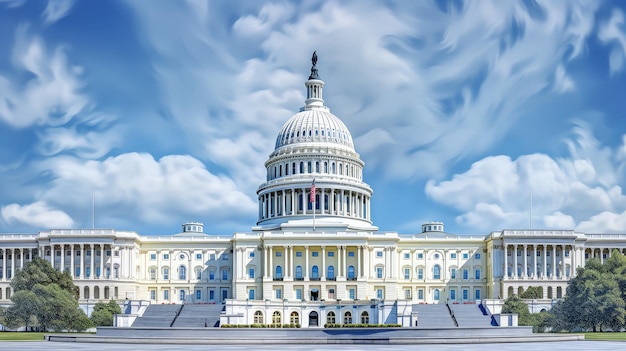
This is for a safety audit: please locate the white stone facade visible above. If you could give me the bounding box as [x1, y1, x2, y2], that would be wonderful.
[1, 55, 626, 327]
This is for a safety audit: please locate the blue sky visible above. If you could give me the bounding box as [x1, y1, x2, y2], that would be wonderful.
[1, 0, 626, 236]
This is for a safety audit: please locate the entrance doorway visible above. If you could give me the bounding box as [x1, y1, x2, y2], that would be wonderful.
[309, 311, 319, 327]
[310, 288, 319, 301]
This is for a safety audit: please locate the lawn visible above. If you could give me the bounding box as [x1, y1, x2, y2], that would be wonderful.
[0, 332, 45, 341]
[584, 332, 626, 341]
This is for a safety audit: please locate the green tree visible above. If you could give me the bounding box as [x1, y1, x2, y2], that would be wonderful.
[519, 286, 543, 299]
[4, 256, 92, 331]
[502, 295, 533, 327]
[551, 256, 626, 332]
[90, 300, 122, 326]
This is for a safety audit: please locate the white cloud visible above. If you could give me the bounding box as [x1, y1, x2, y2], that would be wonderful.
[42, 0, 74, 24]
[598, 9, 626, 75]
[1, 201, 74, 228]
[37, 152, 257, 228]
[426, 125, 626, 233]
[0, 25, 88, 128]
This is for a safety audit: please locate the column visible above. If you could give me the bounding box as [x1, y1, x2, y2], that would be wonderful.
[561, 245, 566, 279]
[364, 246, 371, 279]
[337, 246, 342, 277]
[321, 246, 326, 279]
[20, 249, 24, 269]
[357, 246, 362, 278]
[90, 244, 95, 279]
[523, 245, 527, 278]
[269, 246, 273, 278]
[70, 245, 75, 278]
[291, 190, 296, 216]
[290, 246, 294, 277]
[284, 246, 289, 278]
[100, 245, 105, 279]
[10, 249, 15, 279]
[342, 245, 347, 277]
[305, 246, 309, 279]
[513, 245, 517, 278]
[543, 245, 547, 278]
[80, 244, 85, 279]
[263, 246, 268, 278]
[49, 245, 54, 267]
[2, 248, 6, 281]
[503, 244, 508, 279]
[60, 245, 65, 272]
[552, 245, 556, 278]
[530, 245, 537, 278]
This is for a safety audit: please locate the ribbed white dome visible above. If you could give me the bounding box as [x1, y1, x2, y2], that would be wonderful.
[274, 108, 354, 150]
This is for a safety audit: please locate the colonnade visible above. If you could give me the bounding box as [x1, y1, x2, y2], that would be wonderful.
[0, 248, 37, 280]
[503, 244, 574, 280]
[258, 188, 371, 221]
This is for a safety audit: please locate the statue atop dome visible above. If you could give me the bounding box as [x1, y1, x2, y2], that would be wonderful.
[309, 51, 320, 80]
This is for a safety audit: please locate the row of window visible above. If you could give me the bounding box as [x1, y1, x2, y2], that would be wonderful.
[149, 253, 229, 261]
[402, 266, 481, 280]
[396, 252, 481, 260]
[270, 265, 355, 280]
[253, 310, 369, 325]
[148, 288, 229, 302]
[147, 266, 229, 281]
[266, 160, 361, 181]
[508, 250, 570, 257]
[404, 288, 482, 301]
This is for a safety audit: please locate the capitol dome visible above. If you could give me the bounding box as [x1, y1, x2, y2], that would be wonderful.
[255, 52, 376, 232]
[274, 109, 354, 150]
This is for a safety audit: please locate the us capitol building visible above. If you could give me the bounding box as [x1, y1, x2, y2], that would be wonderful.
[1, 54, 626, 327]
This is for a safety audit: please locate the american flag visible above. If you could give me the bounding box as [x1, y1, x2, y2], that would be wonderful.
[310, 179, 316, 203]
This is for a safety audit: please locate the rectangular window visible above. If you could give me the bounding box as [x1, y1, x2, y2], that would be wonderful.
[349, 288, 355, 300]
[150, 290, 156, 300]
[537, 251, 541, 256]
[196, 289, 201, 300]
[463, 269, 469, 279]
[163, 253, 170, 260]
[75, 267, 80, 277]
[106, 250, 111, 256]
[312, 252, 319, 257]
[376, 251, 383, 258]
[196, 253, 202, 260]
[417, 268, 424, 279]
[209, 270, 215, 280]
[475, 269, 481, 279]
[328, 251, 334, 257]
[418, 289, 424, 300]
[275, 288, 282, 299]
[275, 252, 282, 257]
[296, 288, 302, 300]
[475, 253, 481, 259]
[417, 253, 423, 259]
[565, 250, 570, 257]
[210, 254, 216, 260]
[376, 288, 384, 299]
[86, 267, 91, 278]
[114, 251, 119, 257]
[450, 289, 456, 300]
[404, 253, 410, 259]
[404, 268, 410, 279]
[76, 250, 81, 256]
[248, 289, 255, 300]
[475, 289, 481, 300]
[450, 253, 457, 259]
[163, 268, 169, 280]
[86, 250, 92, 256]
[209, 290, 215, 301]
[222, 254, 229, 260]
[249, 268, 255, 279]
[462, 253, 469, 259]
[150, 253, 156, 260]
[463, 289, 469, 300]
[348, 251, 355, 257]
[405, 289, 411, 299]
[249, 252, 255, 258]
[222, 269, 228, 280]
[296, 251, 303, 257]
[163, 290, 169, 301]
[451, 268, 456, 279]
[376, 267, 383, 278]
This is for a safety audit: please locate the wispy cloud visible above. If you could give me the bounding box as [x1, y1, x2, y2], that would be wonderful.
[1, 201, 74, 229]
[42, 0, 74, 24]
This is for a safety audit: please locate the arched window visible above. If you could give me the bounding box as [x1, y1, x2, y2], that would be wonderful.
[360, 311, 369, 324]
[315, 161, 319, 173]
[434, 289, 440, 301]
[311, 265, 319, 279]
[179, 265, 187, 280]
[195, 267, 202, 279]
[279, 165, 282, 177]
[433, 264, 441, 279]
[326, 311, 336, 324]
[254, 310, 263, 324]
[332, 162, 336, 174]
[324, 162, 328, 173]
[295, 265, 303, 279]
[307, 161, 312, 173]
[292, 163, 296, 175]
[275, 266, 283, 279]
[339, 163, 343, 174]
[290, 311, 300, 324]
[347, 265, 355, 280]
[272, 311, 281, 324]
[343, 311, 352, 324]
[327, 265, 335, 279]
[299, 162, 304, 174]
